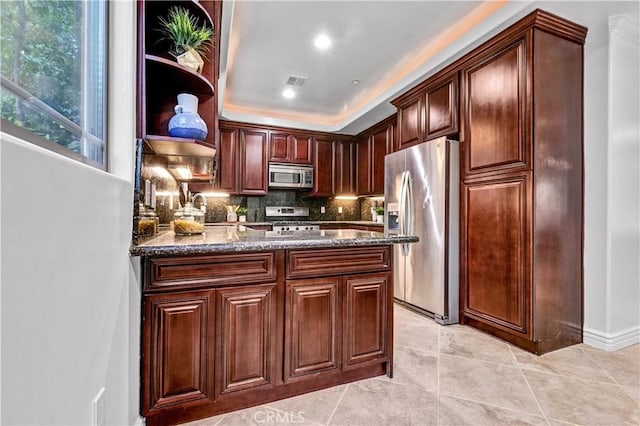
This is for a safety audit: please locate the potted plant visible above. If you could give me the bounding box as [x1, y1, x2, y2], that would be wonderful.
[157, 6, 214, 73]
[236, 207, 248, 223]
[376, 206, 385, 223]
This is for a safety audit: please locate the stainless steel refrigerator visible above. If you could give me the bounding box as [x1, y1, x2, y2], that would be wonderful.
[384, 137, 459, 324]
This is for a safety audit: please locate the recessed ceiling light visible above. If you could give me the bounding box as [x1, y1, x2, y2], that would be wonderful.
[314, 33, 332, 49]
[352, 79, 360, 85]
[282, 88, 296, 99]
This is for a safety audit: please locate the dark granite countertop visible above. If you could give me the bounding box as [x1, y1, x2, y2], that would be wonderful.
[209, 220, 384, 227]
[130, 225, 416, 257]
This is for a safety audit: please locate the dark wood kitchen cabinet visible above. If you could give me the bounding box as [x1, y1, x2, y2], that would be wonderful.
[459, 10, 587, 354]
[284, 277, 340, 381]
[356, 116, 394, 196]
[218, 125, 268, 195]
[394, 71, 458, 150]
[141, 246, 394, 425]
[309, 138, 334, 197]
[334, 139, 355, 196]
[215, 284, 278, 397]
[343, 273, 389, 368]
[142, 289, 215, 413]
[269, 133, 312, 164]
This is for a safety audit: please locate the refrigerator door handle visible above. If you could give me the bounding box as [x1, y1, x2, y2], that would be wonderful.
[401, 171, 411, 256]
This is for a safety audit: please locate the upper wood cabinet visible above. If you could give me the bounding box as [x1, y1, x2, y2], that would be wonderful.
[334, 140, 355, 196]
[269, 133, 312, 164]
[462, 36, 529, 177]
[217, 126, 268, 195]
[356, 117, 394, 196]
[394, 72, 458, 150]
[310, 138, 334, 197]
[425, 74, 458, 140]
[397, 94, 423, 149]
[137, 1, 220, 153]
[238, 130, 269, 195]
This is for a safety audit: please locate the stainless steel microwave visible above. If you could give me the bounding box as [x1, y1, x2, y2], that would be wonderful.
[268, 163, 313, 189]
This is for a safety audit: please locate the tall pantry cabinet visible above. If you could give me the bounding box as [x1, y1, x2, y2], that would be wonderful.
[459, 11, 587, 354]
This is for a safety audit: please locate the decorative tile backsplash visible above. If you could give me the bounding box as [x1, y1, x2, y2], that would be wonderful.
[154, 190, 368, 223]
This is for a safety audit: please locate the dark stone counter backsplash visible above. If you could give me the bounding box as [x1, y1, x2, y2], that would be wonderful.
[153, 190, 381, 224]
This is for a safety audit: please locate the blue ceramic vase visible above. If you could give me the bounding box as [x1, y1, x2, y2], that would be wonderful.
[168, 93, 208, 140]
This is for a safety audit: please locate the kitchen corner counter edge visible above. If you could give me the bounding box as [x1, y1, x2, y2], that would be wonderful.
[130, 225, 418, 257]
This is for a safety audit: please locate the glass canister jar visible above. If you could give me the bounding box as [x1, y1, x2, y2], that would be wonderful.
[138, 205, 159, 237]
[173, 202, 205, 235]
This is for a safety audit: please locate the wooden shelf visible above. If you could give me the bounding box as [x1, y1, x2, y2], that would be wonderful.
[145, 55, 214, 99]
[145, 135, 216, 157]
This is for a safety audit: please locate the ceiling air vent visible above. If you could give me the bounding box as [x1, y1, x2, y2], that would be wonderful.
[285, 76, 308, 87]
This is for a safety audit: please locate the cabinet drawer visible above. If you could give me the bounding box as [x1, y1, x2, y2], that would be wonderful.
[145, 252, 277, 292]
[287, 246, 390, 279]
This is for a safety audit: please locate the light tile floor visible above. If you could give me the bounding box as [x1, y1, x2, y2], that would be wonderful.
[185, 304, 640, 426]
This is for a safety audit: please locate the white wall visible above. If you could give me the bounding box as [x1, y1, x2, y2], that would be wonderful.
[0, 1, 140, 424]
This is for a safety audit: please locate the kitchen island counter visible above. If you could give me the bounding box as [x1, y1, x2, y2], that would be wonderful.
[130, 225, 416, 257]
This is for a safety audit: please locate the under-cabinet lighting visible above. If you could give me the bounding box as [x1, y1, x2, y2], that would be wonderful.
[169, 165, 193, 180]
[368, 196, 385, 201]
[199, 192, 230, 198]
[334, 195, 358, 200]
[151, 166, 172, 179]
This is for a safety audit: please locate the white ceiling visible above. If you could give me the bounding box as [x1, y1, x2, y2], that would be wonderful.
[218, 0, 538, 134]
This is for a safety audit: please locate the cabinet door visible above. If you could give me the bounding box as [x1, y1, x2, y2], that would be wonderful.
[269, 133, 290, 163]
[218, 127, 237, 192]
[462, 36, 530, 177]
[462, 172, 531, 336]
[215, 284, 277, 397]
[311, 138, 334, 197]
[425, 74, 458, 140]
[142, 290, 215, 414]
[343, 273, 389, 368]
[397, 95, 423, 149]
[356, 139, 371, 195]
[285, 278, 340, 381]
[238, 130, 268, 195]
[290, 135, 312, 164]
[334, 140, 354, 195]
[371, 126, 390, 195]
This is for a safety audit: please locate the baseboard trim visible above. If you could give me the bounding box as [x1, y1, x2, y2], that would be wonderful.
[583, 326, 640, 351]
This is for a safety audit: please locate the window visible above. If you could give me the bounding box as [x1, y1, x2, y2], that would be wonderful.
[0, 0, 108, 168]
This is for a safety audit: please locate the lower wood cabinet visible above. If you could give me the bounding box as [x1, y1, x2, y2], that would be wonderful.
[142, 290, 215, 413]
[215, 284, 277, 397]
[285, 277, 340, 381]
[141, 247, 393, 425]
[343, 274, 389, 368]
[462, 172, 531, 336]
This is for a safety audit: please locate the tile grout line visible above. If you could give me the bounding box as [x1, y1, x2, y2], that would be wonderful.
[513, 346, 550, 425]
[324, 383, 349, 425]
[438, 391, 548, 421]
[211, 412, 227, 426]
[577, 345, 626, 388]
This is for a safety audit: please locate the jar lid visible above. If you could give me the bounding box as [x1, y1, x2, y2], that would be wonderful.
[139, 204, 158, 218]
[174, 202, 204, 218]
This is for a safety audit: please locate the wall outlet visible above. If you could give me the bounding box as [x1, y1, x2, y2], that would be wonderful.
[92, 387, 106, 426]
[338, 206, 343, 214]
[321, 206, 326, 214]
